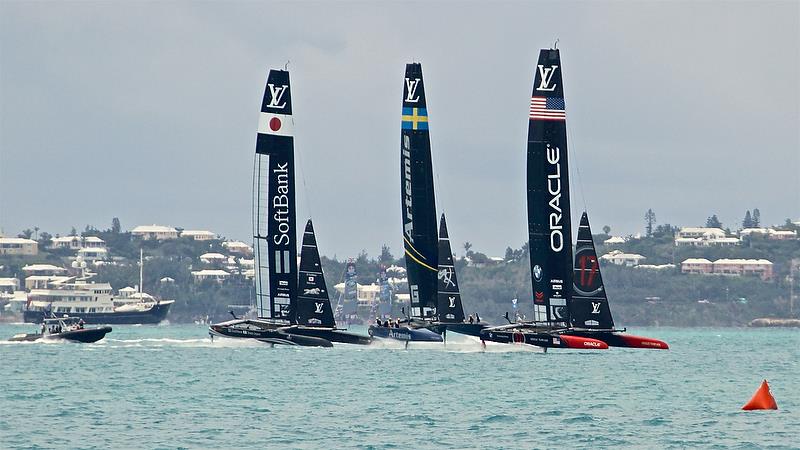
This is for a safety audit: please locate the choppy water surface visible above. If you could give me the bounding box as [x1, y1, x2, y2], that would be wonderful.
[0, 324, 797, 449]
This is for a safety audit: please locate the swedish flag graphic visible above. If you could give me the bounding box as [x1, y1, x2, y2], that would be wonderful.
[402, 107, 428, 130]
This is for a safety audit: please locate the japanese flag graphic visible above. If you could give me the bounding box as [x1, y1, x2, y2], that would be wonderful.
[258, 112, 293, 137]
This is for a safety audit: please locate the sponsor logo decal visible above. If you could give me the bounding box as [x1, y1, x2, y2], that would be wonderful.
[267, 83, 289, 109]
[438, 267, 455, 287]
[583, 341, 603, 348]
[533, 264, 543, 281]
[272, 162, 292, 252]
[448, 296, 456, 308]
[546, 144, 563, 252]
[314, 302, 325, 314]
[591, 302, 602, 314]
[536, 65, 558, 92]
[535, 291, 544, 303]
[577, 255, 599, 288]
[303, 287, 321, 295]
[389, 329, 412, 340]
[402, 135, 414, 242]
[405, 78, 421, 102]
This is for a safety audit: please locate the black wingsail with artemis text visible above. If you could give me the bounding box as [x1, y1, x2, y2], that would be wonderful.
[253, 69, 298, 323]
[570, 212, 614, 329]
[527, 49, 573, 325]
[296, 219, 335, 327]
[400, 63, 438, 319]
[436, 214, 465, 323]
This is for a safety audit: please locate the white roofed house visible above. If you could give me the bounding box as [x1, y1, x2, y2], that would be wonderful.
[675, 227, 740, 246]
[740, 228, 797, 241]
[768, 230, 798, 240]
[199, 252, 228, 265]
[681, 258, 713, 275]
[0, 277, 20, 294]
[600, 250, 646, 267]
[131, 225, 178, 240]
[50, 235, 82, 250]
[192, 269, 230, 283]
[22, 264, 67, 276]
[603, 236, 626, 246]
[0, 237, 38, 256]
[712, 259, 774, 281]
[181, 230, 217, 241]
[222, 241, 254, 256]
[77, 247, 108, 263]
[51, 235, 106, 250]
[82, 236, 106, 248]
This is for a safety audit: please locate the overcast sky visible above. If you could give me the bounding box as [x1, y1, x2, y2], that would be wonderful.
[1, 1, 798, 258]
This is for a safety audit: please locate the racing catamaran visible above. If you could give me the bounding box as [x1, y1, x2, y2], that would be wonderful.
[480, 48, 668, 350]
[369, 62, 486, 343]
[208, 68, 368, 347]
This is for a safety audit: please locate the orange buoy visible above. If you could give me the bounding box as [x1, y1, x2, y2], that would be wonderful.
[742, 380, 778, 410]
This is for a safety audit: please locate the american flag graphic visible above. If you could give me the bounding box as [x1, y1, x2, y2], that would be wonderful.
[529, 96, 566, 121]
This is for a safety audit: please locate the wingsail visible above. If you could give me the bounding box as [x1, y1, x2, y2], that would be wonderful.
[400, 63, 439, 319]
[253, 69, 298, 323]
[296, 220, 335, 327]
[570, 212, 614, 329]
[436, 214, 465, 323]
[527, 49, 573, 325]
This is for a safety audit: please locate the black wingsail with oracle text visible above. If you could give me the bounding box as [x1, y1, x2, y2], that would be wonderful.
[400, 63, 438, 320]
[253, 69, 297, 323]
[570, 212, 614, 329]
[296, 219, 335, 327]
[527, 49, 573, 326]
[436, 214, 465, 323]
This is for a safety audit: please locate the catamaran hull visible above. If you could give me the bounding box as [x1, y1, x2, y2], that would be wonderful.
[8, 326, 112, 343]
[23, 302, 172, 325]
[566, 331, 669, 349]
[282, 326, 372, 345]
[208, 322, 333, 347]
[368, 325, 443, 342]
[480, 328, 608, 349]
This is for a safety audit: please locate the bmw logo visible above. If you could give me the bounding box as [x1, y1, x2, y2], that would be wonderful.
[533, 264, 543, 281]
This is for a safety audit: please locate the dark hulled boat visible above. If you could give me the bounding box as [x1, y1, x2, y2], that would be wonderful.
[23, 301, 171, 325]
[480, 48, 667, 350]
[9, 315, 112, 343]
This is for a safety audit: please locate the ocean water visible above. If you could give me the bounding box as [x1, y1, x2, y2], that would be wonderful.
[0, 324, 797, 449]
